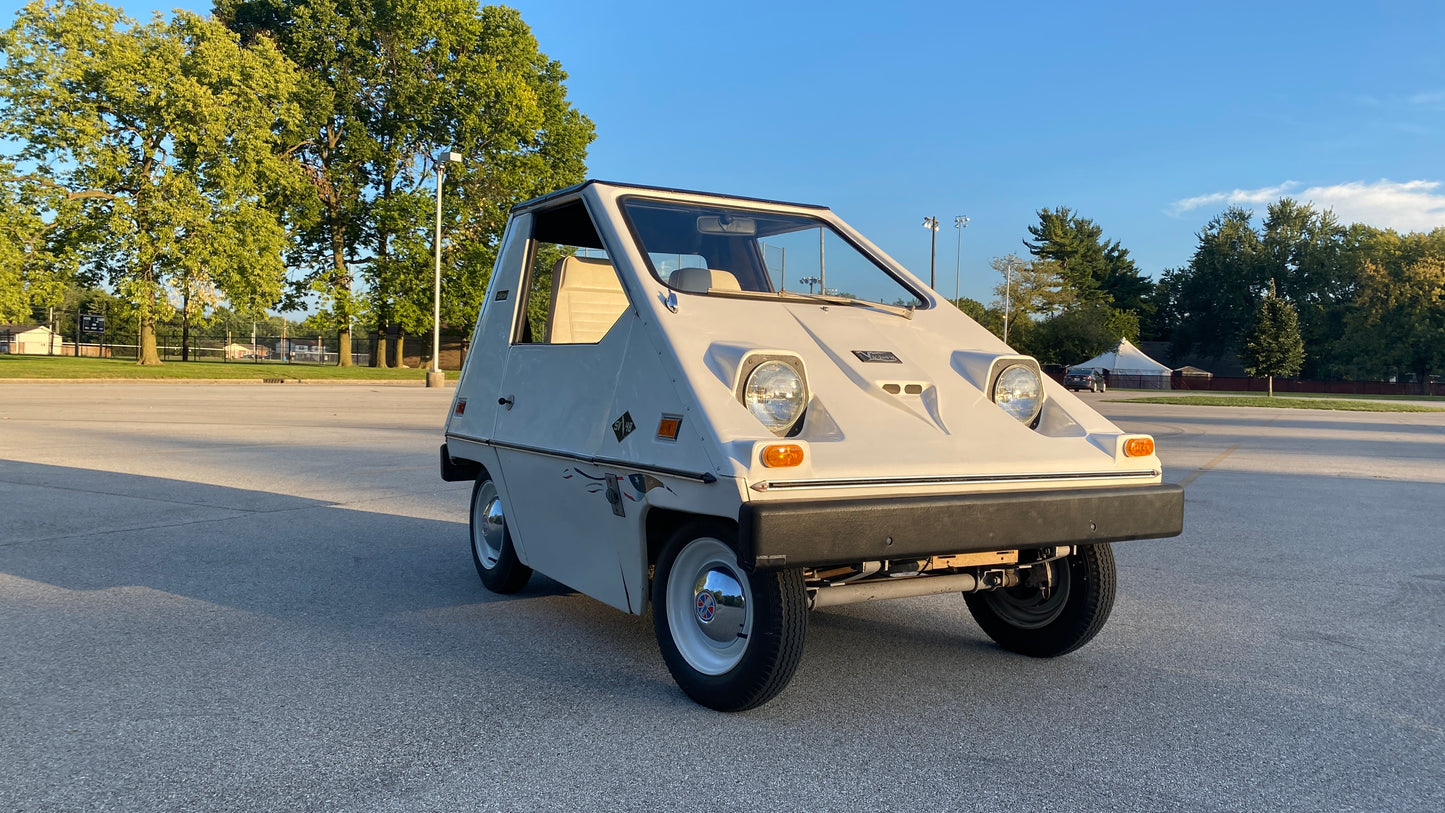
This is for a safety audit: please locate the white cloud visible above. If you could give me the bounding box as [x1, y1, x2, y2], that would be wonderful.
[1168, 182, 1300, 216]
[1169, 179, 1445, 232]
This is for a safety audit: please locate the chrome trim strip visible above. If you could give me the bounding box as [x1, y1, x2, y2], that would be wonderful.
[750, 469, 1159, 492]
[445, 433, 718, 484]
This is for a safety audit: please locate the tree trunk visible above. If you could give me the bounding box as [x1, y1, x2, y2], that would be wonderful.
[137, 316, 162, 366]
[1267, 376, 1274, 397]
[330, 216, 353, 367]
[375, 326, 390, 368]
[393, 331, 406, 368]
[180, 288, 190, 363]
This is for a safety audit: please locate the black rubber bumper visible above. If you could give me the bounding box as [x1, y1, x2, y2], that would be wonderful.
[737, 483, 1184, 571]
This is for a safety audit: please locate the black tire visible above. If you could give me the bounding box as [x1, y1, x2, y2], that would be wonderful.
[469, 477, 531, 593]
[1089, 383, 1097, 393]
[651, 520, 808, 712]
[965, 543, 1115, 657]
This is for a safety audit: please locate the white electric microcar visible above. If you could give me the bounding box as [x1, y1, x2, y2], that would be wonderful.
[441, 181, 1183, 711]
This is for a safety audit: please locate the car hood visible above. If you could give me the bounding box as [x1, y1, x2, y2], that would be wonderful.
[655, 296, 1155, 494]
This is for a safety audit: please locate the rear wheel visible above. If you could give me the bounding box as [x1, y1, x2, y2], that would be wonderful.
[652, 520, 807, 712]
[469, 477, 531, 593]
[965, 544, 1115, 657]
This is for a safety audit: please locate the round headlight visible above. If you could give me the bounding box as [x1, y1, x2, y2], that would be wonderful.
[993, 363, 1043, 423]
[744, 360, 807, 434]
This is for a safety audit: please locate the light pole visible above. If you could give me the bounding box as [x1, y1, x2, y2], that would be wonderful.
[953, 215, 969, 303]
[922, 216, 939, 289]
[1003, 257, 1018, 344]
[429, 150, 463, 388]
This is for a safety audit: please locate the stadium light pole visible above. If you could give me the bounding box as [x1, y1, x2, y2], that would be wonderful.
[1004, 257, 1019, 344]
[922, 216, 939, 289]
[428, 150, 463, 388]
[953, 215, 969, 303]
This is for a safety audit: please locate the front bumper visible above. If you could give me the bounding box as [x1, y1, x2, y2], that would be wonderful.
[737, 483, 1184, 571]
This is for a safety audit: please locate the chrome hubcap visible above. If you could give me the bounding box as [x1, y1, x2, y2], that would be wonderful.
[472, 481, 506, 569]
[667, 537, 752, 675]
[694, 567, 746, 643]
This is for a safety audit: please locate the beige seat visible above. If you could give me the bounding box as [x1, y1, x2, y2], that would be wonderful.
[548, 256, 629, 344]
[668, 266, 742, 293]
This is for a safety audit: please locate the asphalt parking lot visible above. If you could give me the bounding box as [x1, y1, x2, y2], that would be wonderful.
[2, 383, 1442, 812]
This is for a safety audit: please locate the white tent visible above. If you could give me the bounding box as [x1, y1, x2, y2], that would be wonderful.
[1071, 338, 1172, 390]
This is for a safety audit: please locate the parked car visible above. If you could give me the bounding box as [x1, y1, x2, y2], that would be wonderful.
[441, 181, 1183, 711]
[1065, 368, 1106, 392]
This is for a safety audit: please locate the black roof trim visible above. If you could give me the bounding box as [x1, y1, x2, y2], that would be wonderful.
[510, 179, 831, 213]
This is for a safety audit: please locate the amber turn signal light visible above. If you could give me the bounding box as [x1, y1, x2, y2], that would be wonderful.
[761, 444, 804, 468]
[1123, 437, 1155, 457]
[656, 415, 683, 441]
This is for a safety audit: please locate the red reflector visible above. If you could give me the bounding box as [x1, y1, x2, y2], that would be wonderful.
[454, 400, 467, 416]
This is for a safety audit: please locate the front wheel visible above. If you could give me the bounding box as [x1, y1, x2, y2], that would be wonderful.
[965, 543, 1115, 657]
[469, 477, 531, 593]
[652, 520, 808, 712]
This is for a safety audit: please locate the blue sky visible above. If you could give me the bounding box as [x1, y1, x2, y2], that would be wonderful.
[6, 0, 1444, 304]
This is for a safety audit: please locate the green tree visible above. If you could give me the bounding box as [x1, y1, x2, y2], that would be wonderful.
[1241, 280, 1305, 396]
[990, 253, 1073, 337]
[1257, 198, 1351, 376]
[952, 296, 1004, 338]
[1, 159, 100, 324]
[1024, 301, 1137, 366]
[219, 0, 380, 365]
[0, 0, 306, 364]
[219, 0, 594, 367]
[1169, 206, 1264, 364]
[1024, 206, 1150, 312]
[1345, 241, 1445, 390]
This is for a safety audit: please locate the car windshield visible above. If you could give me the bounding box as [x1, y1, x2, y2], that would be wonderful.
[621, 198, 926, 310]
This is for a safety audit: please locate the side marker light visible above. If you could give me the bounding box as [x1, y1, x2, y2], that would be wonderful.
[1124, 437, 1155, 457]
[762, 444, 804, 468]
[657, 415, 683, 441]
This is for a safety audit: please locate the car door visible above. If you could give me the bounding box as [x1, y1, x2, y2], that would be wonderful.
[489, 196, 639, 611]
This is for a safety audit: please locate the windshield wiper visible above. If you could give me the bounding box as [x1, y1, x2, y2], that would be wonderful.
[697, 287, 915, 319]
[772, 290, 915, 319]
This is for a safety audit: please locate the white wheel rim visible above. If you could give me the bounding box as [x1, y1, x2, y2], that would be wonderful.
[666, 537, 753, 676]
[472, 481, 505, 569]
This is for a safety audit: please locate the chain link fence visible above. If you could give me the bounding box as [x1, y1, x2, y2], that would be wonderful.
[8, 322, 470, 370]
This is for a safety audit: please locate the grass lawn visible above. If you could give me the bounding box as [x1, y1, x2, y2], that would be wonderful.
[0, 355, 457, 381]
[1160, 389, 1443, 403]
[1118, 394, 1443, 413]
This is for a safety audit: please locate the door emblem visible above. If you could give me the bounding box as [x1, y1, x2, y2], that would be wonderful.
[612, 411, 635, 442]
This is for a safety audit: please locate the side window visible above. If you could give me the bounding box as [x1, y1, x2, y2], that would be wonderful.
[517, 199, 631, 345]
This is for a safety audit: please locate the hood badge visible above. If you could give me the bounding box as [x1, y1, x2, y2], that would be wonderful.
[852, 350, 901, 364]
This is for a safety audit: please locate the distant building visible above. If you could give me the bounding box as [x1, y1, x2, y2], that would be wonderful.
[1138, 341, 1247, 377]
[0, 324, 64, 355]
[223, 342, 270, 359]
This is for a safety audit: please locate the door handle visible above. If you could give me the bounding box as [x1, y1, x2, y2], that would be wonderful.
[498, 395, 514, 410]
